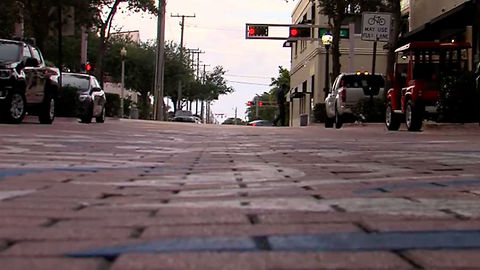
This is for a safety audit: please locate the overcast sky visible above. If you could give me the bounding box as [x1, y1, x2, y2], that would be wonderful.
[114, 0, 297, 121]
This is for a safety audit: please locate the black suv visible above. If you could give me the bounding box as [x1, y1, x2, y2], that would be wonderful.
[0, 39, 59, 124]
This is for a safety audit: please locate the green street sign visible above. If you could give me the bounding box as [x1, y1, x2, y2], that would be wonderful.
[319, 28, 349, 39]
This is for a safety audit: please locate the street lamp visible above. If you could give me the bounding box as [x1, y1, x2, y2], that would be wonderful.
[120, 47, 127, 118]
[321, 32, 333, 97]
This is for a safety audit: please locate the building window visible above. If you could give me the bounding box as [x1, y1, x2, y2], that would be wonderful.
[311, 3, 316, 24]
[300, 40, 307, 52]
[311, 75, 315, 94]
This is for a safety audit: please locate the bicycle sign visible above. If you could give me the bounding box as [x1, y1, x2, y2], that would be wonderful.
[362, 12, 391, 42]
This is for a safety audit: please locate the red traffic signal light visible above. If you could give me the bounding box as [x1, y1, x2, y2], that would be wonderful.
[259, 101, 263, 107]
[289, 26, 311, 38]
[86, 63, 93, 72]
[247, 101, 253, 106]
[247, 26, 268, 37]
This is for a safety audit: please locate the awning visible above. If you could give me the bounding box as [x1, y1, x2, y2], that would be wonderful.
[400, 1, 474, 44]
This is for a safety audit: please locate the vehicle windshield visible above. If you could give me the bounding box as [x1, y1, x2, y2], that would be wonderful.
[62, 74, 90, 92]
[343, 75, 385, 88]
[410, 49, 469, 80]
[0, 42, 22, 63]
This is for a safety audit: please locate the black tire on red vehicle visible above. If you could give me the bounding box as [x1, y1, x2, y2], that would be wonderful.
[3, 91, 26, 124]
[385, 101, 401, 131]
[39, 93, 55, 124]
[405, 100, 423, 131]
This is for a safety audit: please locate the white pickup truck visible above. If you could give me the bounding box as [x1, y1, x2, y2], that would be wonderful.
[325, 73, 385, 128]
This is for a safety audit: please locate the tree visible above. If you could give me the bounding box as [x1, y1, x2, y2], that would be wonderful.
[90, 0, 157, 86]
[202, 66, 234, 100]
[270, 66, 290, 97]
[0, 0, 20, 39]
[163, 41, 195, 112]
[247, 66, 290, 122]
[103, 39, 157, 119]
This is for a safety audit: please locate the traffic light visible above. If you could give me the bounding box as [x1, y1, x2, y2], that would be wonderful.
[86, 63, 94, 73]
[259, 101, 263, 107]
[247, 101, 253, 106]
[289, 26, 311, 38]
[247, 26, 268, 37]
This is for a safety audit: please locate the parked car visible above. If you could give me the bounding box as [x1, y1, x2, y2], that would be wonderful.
[325, 72, 385, 128]
[248, 120, 274, 126]
[61, 73, 106, 123]
[0, 38, 59, 124]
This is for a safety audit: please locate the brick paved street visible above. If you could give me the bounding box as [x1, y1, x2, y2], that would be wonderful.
[1, 117, 480, 269]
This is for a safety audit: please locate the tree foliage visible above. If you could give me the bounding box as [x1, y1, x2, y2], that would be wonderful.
[247, 66, 290, 122]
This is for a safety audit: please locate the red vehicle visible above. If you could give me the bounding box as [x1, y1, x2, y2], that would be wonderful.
[385, 41, 471, 131]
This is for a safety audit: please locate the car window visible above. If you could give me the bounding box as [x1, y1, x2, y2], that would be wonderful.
[91, 77, 100, 89]
[0, 42, 22, 62]
[331, 77, 340, 93]
[343, 75, 385, 88]
[22, 44, 32, 60]
[62, 74, 90, 91]
[31, 47, 43, 65]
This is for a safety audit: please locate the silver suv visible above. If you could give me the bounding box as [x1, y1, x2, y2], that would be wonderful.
[325, 73, 385, 128]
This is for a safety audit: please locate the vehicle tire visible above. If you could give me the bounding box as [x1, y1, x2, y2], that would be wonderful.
[80, 106, 93, 124]
[335, 107, 343, 129]
[385, 102, 400, 131]
[3, 91, 26, 124]
[324, 116, 334, 128]
[405, 100, 423, 131]
[95, 107, 105, 123]
[39, 94, 55, 124]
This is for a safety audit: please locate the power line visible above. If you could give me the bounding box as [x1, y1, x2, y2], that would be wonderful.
[184, 23, 238, 32]
[227, 80, 270, 86]
[225, 74, 272, 79]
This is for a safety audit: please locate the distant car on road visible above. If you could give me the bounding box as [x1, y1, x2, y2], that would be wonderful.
[325, 72, 385, 129]
[0, 38, 60, 124]
[248, 120, 274, 127]
[61, 73, 106, 123]
[172, 115, 202, 123]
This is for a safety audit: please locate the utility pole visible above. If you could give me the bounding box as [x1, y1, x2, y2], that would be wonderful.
[154, 0, 166, 121]
[201, 64, 210, 123]
[234, 107, 238, 125]
[80, 26, 88, 71]
[171, 13, 195, 111]
[190, 50, 205, 80]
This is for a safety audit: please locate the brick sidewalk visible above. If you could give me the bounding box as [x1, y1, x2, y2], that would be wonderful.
[1, 118, 480, 269]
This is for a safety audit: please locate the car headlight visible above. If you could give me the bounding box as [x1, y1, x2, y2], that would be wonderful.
[78, 94, 91, 102]
[0, 69, 12, 79]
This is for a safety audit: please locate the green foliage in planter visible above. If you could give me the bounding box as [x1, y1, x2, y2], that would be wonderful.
[438, 72, 479, 123]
